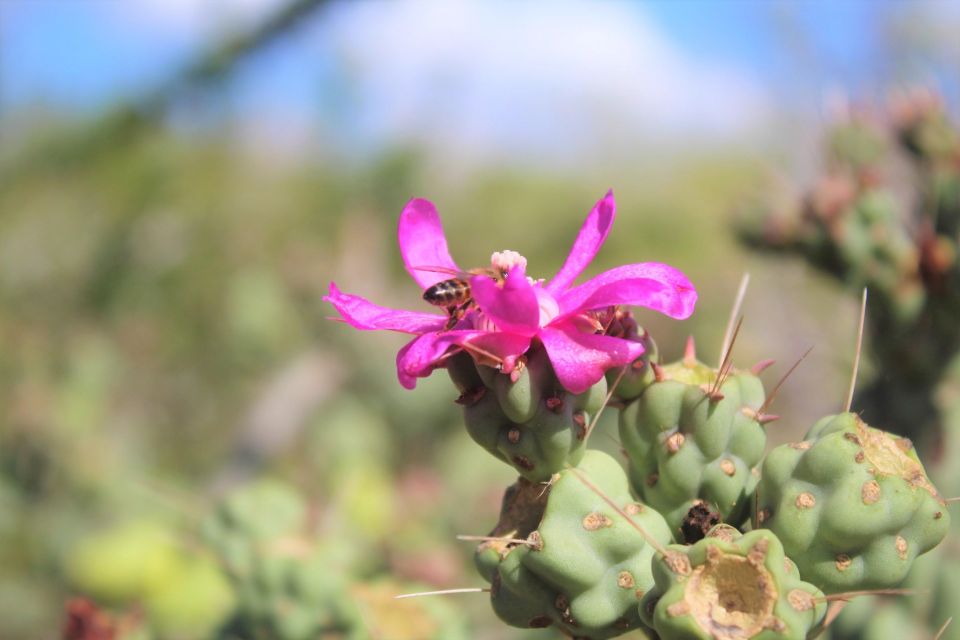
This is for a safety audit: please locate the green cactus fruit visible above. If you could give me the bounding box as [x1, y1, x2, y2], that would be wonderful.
[755, 412, 950, 594]
[448, 348, 607, 482]
[478, 450, 671, 639]
[618, 350, 767, 536]
[639, 529, 827, 640]
[144, 553, 236, 639]
[66, 520, 182, 605]
[203, 479, 354, 640]
[606, 325, 659, 402]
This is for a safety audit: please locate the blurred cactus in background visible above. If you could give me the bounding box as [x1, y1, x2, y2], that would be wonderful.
[738, 89, 960, 640]
[738, 90, 960, 453]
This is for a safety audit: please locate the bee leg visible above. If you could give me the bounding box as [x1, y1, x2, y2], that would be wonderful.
[443, 305, 462, 330]
[444, 300, 474, 330]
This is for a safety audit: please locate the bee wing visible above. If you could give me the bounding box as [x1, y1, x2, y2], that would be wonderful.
[413, 265, 501, 281]
[412, 265, 471, 279]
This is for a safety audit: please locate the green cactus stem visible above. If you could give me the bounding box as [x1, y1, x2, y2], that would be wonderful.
[477, 450, 671, 639]
[619, 342, 768, 536]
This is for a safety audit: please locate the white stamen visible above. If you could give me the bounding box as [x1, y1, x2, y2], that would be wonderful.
[490, 250, 527, 273]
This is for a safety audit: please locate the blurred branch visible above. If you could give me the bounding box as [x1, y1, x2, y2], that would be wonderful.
[166, 0, 330, 92]
[0, 0, 331, 182]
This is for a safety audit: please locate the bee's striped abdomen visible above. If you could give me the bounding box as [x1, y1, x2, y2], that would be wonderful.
[423, 278, 471, 308]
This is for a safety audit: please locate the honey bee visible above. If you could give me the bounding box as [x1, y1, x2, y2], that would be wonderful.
[416, 266, 506, 329]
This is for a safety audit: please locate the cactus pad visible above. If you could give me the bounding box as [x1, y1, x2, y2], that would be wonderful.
[755, 412, 950, 593]
[619, 354, 767, 535]
[477, 450, 671, 638]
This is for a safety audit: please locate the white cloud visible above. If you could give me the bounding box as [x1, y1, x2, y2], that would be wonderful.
[322, 0, 773, 160]
[101, 0, 775, 162]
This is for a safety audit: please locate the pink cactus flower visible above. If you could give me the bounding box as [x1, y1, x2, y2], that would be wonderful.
[325, 191, 696, 394]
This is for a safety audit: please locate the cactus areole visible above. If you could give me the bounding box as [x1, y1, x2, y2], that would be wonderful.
[325, 191, 697, 393]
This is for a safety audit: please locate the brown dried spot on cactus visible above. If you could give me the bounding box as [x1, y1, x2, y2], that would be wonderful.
[789, 441, 813, 451]
[582, 511, 613, 531]
[506, 427, 521, 444]
[787, 588, 815, 612]
[617, 571, 635, 589]
[795, 492, 816, 509]
[665, 550, 692, 576]
[855, 416, 939, 498]
[623, 502, 644, 515]
[843, 432, 862, 446]
[720, 459, 737, 476]
[861, 480, 881, 504]
[895, 536, 908, 560]
[683, 543, 779, 639]
[757, 507, 771, 525]
[680, 501, 722, 544]
[854, 451, 865, 464]
[665, 432, 686, 454]
[511, 455, 535, 472]
[747, 539, 769, 566]
[935, 511, 943, 520]
[527, 530, 544, 551]
[763, 616, 787, 633]
[572, 411, 588, 440]
[706, 524, 740, 543]
[545, 396, 564, 412]
[646, 472, 659, 487]
[835, 554, 852, 571]
[528, 615, 552, 628]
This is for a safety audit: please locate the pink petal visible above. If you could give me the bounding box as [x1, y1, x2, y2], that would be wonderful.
[398, 198, 461, 289]
[471, 266, 540, 337]
[540, 323, 646, 394]
[463, 332, 532, 372]
[558, 263, 697, 320]
[545, 190, 615, 294]
[395, 330, 533, 389]
[325, 283, 447, 333]
[396, 331, 478, 389]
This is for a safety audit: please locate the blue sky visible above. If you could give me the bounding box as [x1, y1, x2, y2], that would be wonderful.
[1, 0, 956, 159]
